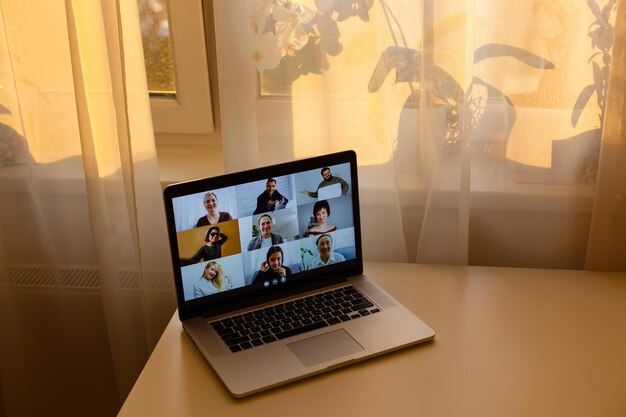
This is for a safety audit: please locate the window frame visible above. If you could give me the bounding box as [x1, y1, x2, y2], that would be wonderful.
[149, 0, 214, 134]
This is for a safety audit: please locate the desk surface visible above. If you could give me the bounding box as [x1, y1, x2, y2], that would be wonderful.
[118, 262, 626, 417]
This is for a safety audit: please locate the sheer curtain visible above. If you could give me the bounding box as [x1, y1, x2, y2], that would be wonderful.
[214, 0, 626, 271]
[0, 1, 174, 416]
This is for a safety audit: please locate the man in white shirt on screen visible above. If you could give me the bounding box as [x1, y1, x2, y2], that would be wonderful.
[308, 234, 345, 269]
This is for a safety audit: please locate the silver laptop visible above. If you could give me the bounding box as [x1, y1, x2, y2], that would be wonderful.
[163, 150, 434, 397]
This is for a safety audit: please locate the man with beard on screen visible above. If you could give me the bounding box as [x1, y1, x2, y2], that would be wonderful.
[300, 167, 349, 198]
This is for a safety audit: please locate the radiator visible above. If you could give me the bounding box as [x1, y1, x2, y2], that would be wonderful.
[0, 264, 175, 417]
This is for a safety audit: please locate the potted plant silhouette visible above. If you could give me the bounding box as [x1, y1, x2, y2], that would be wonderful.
[252, 0, 374, 95]
[368, 42, 554, 175]
[510, 0, 615, 184]
[569, 0, 616, 183]
[367, 1, 554, 175]
[0, 103, 27, 168]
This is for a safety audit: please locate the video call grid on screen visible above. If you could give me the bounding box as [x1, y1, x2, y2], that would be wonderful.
[171, 162, 357, 302]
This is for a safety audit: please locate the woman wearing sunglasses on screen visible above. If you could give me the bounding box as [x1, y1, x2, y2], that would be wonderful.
[180, 226, 228, 266]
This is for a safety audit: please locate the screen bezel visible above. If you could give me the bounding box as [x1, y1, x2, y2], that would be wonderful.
[163, 150, 363, 321]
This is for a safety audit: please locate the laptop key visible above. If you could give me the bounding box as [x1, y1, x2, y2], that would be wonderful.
[229, 345, 242, 353]
[225, 336, 249, 346]
[222, 332, 242, 341]
[240, 342, 253, 349]
[351, 301, 374, 311]
[262, 335, 277, 344]
[275, 321, 328, 340]
[216, 327, 235, 336]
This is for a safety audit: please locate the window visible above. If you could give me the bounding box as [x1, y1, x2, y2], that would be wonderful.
[138, 0, 214, 134]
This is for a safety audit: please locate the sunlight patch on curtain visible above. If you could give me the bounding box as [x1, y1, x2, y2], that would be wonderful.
[254, 0, 614, 180]
[67, 0, 124, 178]
[1, 2, 82, 165]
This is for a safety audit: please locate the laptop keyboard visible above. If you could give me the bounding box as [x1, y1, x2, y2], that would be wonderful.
[210, 285, 381, 353]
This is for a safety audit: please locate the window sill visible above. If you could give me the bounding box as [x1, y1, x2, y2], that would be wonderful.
[155, 129, 224, 186]
[155, 143, 595, 214]
[395, 151, 594, 211]
[358, 151, 594, 212]
[2, 143, 594, 214]
[156, 143, 224, 186]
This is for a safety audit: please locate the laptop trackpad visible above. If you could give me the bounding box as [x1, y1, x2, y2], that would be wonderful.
[287, 329, 364, 367]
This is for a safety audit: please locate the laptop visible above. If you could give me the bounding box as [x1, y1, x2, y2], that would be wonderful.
[163, 150, 434, 397]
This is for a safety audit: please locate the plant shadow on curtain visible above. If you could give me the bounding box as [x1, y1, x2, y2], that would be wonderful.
[216, 0, 626, 271]
[0, 1, 175, 416]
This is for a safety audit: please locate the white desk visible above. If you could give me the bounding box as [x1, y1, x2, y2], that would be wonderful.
[118, 262, 626, 417]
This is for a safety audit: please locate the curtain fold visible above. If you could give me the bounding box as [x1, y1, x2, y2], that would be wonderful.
[586, 0, 626, 270]
[0, 0, 175, 415]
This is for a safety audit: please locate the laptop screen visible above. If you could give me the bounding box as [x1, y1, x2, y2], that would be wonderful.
[163, 151, 362, 319]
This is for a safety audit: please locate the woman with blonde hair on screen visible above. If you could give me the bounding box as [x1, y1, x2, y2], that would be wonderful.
[193, 261, 233, 298]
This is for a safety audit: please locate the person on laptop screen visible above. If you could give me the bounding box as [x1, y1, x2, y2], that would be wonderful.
[300, 167, 349, 199]
[195, 191, 232, 227]
[247, 214, 284, 251]
[193, 261, 233, 298]
[180, 226, 228, 265]
[252, 246, 293, 287]
[308, 234, 345, 269]
[253, 178, 288, 214]
[306, 200, 337, 236]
